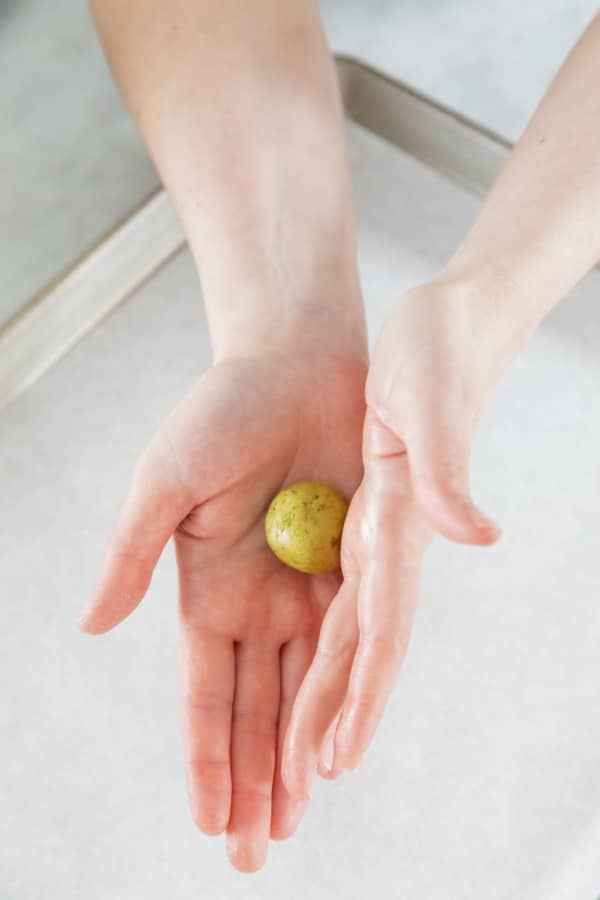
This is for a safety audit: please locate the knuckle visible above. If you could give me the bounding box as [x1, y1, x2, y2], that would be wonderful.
[314, 636, 355, 666]
[106, 541, 148, 570]
[232, 709, 277, 738]
[360, 628, 408, 662]
[415, 448, 468, 493]
[345, 684, 389, 731]
[231, 784, 272, 803]
[188, 756, 229, 786]
[186, 688, 233, 714]
[439, 453, 469, 489]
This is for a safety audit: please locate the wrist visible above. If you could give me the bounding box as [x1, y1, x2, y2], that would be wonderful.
[210, 294, 367, 365]
[434, 259, 544, 362]
[203, 247, 367, 365]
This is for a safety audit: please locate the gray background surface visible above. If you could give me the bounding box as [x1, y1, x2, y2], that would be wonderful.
[2, 121, 600, 899]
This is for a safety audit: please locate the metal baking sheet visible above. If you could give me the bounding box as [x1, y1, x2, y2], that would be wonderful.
[337, 55, 511, 195]
[0, 55, 555, 410]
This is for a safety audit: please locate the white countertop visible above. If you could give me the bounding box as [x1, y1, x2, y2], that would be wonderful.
[2, 122, 600, 900]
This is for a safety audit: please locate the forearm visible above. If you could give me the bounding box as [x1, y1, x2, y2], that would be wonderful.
[91, 0, 365, 360]
[441, 13, 600, 346]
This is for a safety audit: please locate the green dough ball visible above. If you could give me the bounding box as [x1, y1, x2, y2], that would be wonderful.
[265, 481, 348, 574]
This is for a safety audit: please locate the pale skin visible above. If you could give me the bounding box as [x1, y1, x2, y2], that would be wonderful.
[81, 0, 600, 872]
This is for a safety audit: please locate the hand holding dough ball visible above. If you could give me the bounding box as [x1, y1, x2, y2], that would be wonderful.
[265, 481, 348, 574]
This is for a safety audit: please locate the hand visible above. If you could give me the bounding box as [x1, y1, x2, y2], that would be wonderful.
[79, 349, 366, 872]
[283, 278, 516, 794]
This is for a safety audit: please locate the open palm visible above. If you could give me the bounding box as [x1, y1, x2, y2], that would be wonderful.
[80, 351, 366, 871]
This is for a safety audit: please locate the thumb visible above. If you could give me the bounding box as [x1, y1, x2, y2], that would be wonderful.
[79, 444, 193, 634]
[405, 406, 500, 546]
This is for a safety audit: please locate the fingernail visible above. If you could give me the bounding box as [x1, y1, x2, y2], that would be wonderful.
[282, 751, 316, 800]
[227, 833, 238, 855]
[77, 610, 97, 632]
[78, 599, 94, 625]
[320, 737, 335, 773]
[336, 737, 362, 772]
[469, 504, 501, 534]
[300, 764, 317, 800]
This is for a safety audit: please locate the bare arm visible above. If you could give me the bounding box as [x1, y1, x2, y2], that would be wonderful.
[443, 12, 600, 347]
[90, 0, 366, 360]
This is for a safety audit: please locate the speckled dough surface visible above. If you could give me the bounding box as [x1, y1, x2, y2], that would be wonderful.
[265, 482, 348, 574]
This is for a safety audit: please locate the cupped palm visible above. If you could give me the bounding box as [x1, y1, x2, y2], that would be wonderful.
[80, 351, 366, 871]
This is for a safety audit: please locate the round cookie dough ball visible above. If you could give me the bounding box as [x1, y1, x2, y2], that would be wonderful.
[265, 481, 348, 574]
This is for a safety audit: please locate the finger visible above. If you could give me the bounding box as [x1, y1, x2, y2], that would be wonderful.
[270, 635, 316, 840]
[180, 624, 235, 836]
[226, 643, 280, 873]
[282, 580, 358, 800]
[79, 440, 192, 634]
[317, 714, 342, 779]
[333, 555, 422, 771]
[405, 407, 500, 546]
[333, 424, 428, 771]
